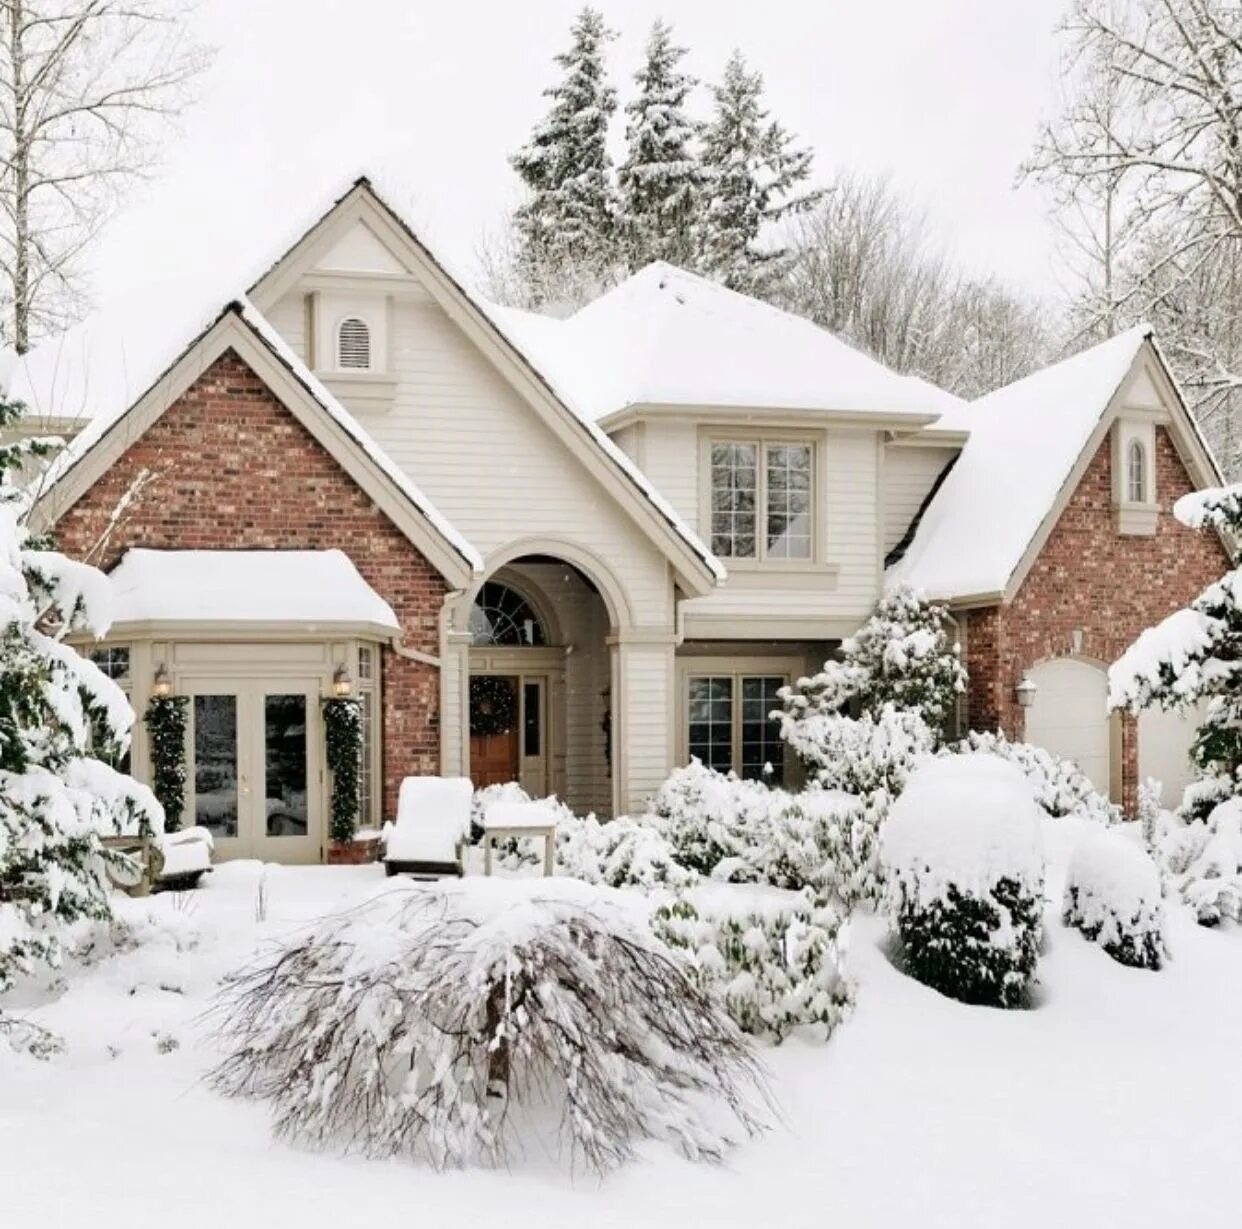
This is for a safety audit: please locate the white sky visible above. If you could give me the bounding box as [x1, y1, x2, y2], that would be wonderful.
[86, 0, 1070, 306]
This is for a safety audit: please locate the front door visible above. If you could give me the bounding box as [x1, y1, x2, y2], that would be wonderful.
[186, 676, 323, 863]
[470, 675, 521, 788]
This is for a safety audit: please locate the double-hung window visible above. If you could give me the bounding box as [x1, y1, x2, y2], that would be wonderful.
[686, 673, 788, 785]
[710, 440, 813, 562]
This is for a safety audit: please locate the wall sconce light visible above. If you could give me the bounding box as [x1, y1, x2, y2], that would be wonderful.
[1071, 628, 1084, 655]
[332, 664, 353, 697]
[152, 665, 173, 698]
[1015, 676, 1038, 709]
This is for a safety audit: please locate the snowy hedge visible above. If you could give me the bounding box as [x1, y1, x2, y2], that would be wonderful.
[881, 755, 1045, 1008]
[652, 885, 853, 1042]
[955, 730, 1120, 825]
[1062, 829, 1165, 970]
[210, 879, 770, 1173]
[646, 761, 871, 905]
[1152, 797, 1242, 927]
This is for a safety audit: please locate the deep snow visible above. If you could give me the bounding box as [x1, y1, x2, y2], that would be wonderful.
[2, 819, 1239, 1229]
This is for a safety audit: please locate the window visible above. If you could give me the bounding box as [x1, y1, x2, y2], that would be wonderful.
[687, 673, 787, 784]
[470, 582, 547, 646]
[357, 646, 377, 825]
[1127, 439, 1147, 503]
[337, 317, 371, 370]
[89, 645, 131, 772]
[710, 441, 812, 561]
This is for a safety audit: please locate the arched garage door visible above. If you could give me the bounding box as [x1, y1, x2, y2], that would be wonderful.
[1139, 703, 1204, 810]
[1024, 658, 1111, 795]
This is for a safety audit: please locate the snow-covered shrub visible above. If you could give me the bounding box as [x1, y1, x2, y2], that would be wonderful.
[780, 584, 966, 741]
[1155, 798, 1242, 926]
[555, 813, 696, 890]
[1109, 483, 1242, 821]
[881, 755, 1045, 1008]
[0, 412, 162, 1009]
[653, 886, 853, 1042]
[1062, 829, 1165, 970]
[955, 730, 1121, 825]
[646, 761, 869, 904]
[209, 879, 770, 1173]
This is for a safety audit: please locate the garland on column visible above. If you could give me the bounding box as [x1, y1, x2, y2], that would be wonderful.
[144, 696, 189, 830]
[323, 697, 363, 844]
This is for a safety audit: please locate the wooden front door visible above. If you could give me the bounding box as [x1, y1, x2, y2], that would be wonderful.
[470, 675, 521, 788]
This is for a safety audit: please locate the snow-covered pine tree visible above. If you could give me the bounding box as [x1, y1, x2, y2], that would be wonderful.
[618, 19, 702, 271]
[698, 50, 820, 295]
[0, 399, 161, 1015]
[1109, 483, 1242, 820]
[780, 584, 967, 742]
[509, 7, 620, 307]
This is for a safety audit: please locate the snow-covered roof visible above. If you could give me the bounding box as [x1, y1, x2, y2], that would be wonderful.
[107, 548, 401, 630]
[889, 326, 1152, 601]
[489, 263, 963, 422]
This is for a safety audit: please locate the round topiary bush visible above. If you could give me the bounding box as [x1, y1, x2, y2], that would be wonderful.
[881, 755, 1045, 1008]
[1063, 828, 1165, 970]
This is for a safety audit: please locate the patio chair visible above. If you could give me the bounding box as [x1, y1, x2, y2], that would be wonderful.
[155, 826, 215, 892]
[381, 776, 474, 878]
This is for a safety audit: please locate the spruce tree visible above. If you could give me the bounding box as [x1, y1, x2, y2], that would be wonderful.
[618, 19, 701, 271]
[0, 399, 161, 1018]
[510, 7, 620, 304]
[699, 50, 820, 295]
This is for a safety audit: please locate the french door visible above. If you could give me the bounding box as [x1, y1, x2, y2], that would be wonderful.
[185, 676, 323, 864]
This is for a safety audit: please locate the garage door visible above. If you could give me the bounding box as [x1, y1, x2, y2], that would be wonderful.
[1024, 658, 1111, 794]
[1139, 703, 1203, 810]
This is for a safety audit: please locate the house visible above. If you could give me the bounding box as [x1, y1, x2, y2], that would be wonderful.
[7, 175, 1227, 863]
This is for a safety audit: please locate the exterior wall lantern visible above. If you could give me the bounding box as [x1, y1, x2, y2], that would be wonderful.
[152, 664, 173, 698]
[332, 664, 353, 697]
[1015, 676, 1038, 708]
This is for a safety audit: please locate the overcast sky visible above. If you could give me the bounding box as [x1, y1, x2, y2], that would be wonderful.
[87, 0, 1071, 306]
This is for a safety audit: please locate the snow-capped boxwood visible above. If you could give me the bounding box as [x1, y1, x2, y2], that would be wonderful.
[881, 755, 1045, 1008]
[956, 730, 1120, 825]
[1062, 828, 1165, 970]
[210, 878, 769, 1173]
[652, 885, 853, 1042]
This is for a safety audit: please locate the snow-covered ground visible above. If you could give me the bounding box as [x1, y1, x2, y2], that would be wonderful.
[3, 817, 1239, 1229]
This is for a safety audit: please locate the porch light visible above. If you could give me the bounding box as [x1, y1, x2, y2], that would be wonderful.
[1015, 676, 1038, 708]
[332, 665, 353, 698]
[152, 665, 173, 698]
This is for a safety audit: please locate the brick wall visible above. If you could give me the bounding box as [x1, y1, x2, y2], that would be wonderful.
[965, 426, 1228, 812]
[54, 349, 450, 818]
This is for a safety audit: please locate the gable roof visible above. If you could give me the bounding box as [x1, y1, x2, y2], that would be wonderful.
[490, 262, 962, 424]
[888, 325, 1222, 603]
[20, 294, 483, 586]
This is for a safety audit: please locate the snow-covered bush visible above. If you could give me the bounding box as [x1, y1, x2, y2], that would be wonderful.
[881, 755, 1045, 1008]
[1062, 828, 1165, 970]
[955, 730, 1120, 825]
[780, 584, 966, 741]
[555, 813, 696, 890]
[1155, 798, 1242, 926]
[1109, 483, 1242, 821]
[0, 409, 162, 1014]
[209, 879, 770, 1173]
[653, 886, 853, 1042]
[646, 760, 869, 904]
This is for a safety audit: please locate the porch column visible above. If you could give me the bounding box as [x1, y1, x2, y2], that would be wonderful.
[609, 632, 677, 817]
[439, 629, 472, 779]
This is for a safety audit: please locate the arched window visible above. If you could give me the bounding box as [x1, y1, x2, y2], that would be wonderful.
[1127, 439, 1147, 503]
[469, 582, 547, 646]
[337, 317, 371, 370]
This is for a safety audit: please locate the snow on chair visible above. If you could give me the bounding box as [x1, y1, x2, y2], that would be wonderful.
[381, 776, 474, 878]
[482, 799, 559, 877]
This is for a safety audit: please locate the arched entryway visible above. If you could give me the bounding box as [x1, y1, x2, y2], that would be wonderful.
[1023, 657, 1112, 795]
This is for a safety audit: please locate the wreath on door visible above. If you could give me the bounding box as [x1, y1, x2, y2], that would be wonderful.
[470, 676, 517, 737]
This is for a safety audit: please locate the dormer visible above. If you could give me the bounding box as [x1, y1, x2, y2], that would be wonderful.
[1111, 366, 1162, 536]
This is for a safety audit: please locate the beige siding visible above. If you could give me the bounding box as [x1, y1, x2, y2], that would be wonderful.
[266, 292, 308, 364]
[617, 641, 675, 813]
[635, 418, 700, 529]
[882, 445, 957, 555]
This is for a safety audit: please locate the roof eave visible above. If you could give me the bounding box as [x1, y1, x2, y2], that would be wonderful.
[595, 401, 944, 433]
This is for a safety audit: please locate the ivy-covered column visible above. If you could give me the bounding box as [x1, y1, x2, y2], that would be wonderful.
[323, 696, 365, 863]
[144, 695, 189, 830]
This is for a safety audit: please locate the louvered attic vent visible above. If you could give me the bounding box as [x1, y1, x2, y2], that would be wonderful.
[337, 317, 371, 369]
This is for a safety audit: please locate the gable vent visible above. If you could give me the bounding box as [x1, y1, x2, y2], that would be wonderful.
[337, 317, 371, 370]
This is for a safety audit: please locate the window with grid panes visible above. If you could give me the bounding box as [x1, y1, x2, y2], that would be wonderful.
[709, 441, 812, 561]
[687, 673, 788, 784]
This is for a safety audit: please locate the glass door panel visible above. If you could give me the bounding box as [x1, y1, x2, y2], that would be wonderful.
[263, 693, 309, 838]
[193, 693, 240, 838]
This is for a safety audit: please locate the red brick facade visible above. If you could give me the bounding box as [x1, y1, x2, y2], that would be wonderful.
[964, 425, 1228, 812]
[54, 349, 451, 819]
